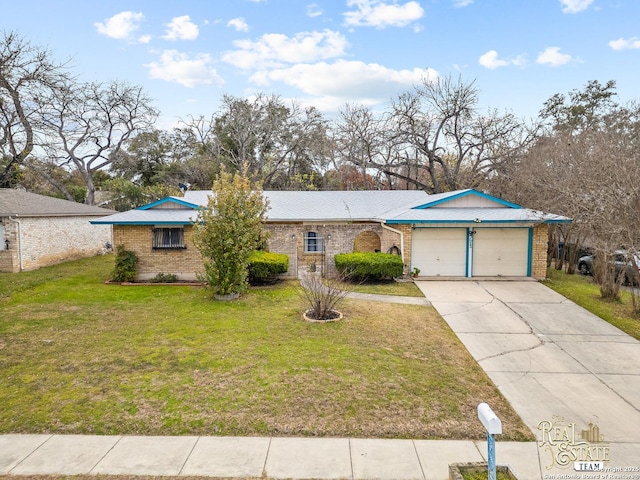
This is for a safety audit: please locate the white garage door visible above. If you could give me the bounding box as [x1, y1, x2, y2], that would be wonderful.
[412, 228, 467, 276]
[472, 228, 529, 276]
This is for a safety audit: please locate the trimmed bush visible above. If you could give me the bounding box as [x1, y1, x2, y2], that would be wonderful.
[111, 245, 138, 282]
[150, 272, 178, 283]
[248, 250, 289, 285]
[335, 252, 404, 281]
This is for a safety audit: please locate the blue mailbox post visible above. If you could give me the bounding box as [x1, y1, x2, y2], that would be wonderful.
[478, 403, 502, 480]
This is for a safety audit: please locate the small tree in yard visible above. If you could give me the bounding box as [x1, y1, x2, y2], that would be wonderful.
[192, 169, 268, 297]
[299, 272, 351, 321]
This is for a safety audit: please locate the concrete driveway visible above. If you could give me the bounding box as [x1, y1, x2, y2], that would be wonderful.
[415, 280, 640, 473]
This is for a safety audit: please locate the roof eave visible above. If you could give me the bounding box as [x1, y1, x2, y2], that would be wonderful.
[413, 190, 523, 210]
[385, 218, 572, 224]
[138, 197, 200, 210]
[266, 217, 382, 223]
[90, 220, 193, 225]
[3, 212, 114, 218]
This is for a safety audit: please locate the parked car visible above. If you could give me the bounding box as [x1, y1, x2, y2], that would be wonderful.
[578, 250, 640, 285]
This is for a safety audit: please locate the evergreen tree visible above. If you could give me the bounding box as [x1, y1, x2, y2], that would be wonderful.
[192, 169, 268, 297]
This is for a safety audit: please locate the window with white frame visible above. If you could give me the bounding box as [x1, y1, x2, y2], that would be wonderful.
[304, 231, 324, 253]
[153, 227, 185, 249]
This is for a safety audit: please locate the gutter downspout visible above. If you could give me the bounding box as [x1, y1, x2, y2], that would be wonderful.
[7, 216, 23, 272]
[379, 221, 406, 270]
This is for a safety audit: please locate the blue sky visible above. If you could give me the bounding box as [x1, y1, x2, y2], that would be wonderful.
[2, 0, 639, 127]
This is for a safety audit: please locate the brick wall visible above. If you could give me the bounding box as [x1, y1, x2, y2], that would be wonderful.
[112, 221, 549, 281]
[0, 216, 111, 272]
[353, 231, 381, 252]
[0, 219, 18, 272]
[392, 224, 412, 273]
[531, 223, 549, 279]
[263, 224, 300, 278]
[264, 222, 406, 278]
[113, 225, 204, 281]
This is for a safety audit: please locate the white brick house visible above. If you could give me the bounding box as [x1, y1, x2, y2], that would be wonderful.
[0, 189, 114, 272]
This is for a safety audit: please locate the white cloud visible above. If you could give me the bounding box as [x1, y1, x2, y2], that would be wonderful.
[307, 3, 324, 17]
[222, 30, 349, 69]
[162, 15, 199, 41]
[228, 17, 249, 32]
[478, 50, 524, 69]
[453, 0, 473, 7]
[144, 50, 224, 87]
[609, 37, 640, 50]
[250, 60, 436, 99]
[479, 50, 508, 69]
[559, 0, 593, 13]
[94, 11, 144, 41]
[536, 46, 572, 66]
[344, 0, 424, 28]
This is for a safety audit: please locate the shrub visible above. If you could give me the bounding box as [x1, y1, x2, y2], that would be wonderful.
[111, 245, 138, 282]
[191, 169, 269, 297]
[247, 250, 289, 285]
[150, 272, 178, 283]
[299, 272, 350, 321]
[335, 252, 404, 281]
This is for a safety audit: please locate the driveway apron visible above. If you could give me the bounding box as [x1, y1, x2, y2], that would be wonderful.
[415, 280, 640, 472]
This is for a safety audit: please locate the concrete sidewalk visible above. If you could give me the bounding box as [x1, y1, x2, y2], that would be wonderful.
[0, 434, 543, 479]
[416, 280, 640, 475]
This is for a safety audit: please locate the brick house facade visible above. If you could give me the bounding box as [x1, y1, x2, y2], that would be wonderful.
[0, 189, 114, 273]
[95, 189, 568, 282]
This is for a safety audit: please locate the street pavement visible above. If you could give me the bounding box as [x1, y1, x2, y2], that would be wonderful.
[2, 280, 639, 479]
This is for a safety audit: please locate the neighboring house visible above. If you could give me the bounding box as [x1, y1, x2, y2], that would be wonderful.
[91, 189, 570, 281]
[0, 189, 114, 273]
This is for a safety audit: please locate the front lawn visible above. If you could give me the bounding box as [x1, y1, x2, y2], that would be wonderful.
[0, 255, 532, 440]
[343, 278, 424, 297]
[543, 269, 640, 340]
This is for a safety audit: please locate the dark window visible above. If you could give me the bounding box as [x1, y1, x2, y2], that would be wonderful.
[304, 231, 324, 253]
[153, 228, 185, 249]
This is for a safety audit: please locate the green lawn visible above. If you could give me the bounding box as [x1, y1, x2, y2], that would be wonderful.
[342, 278, 424, 297]
[543, 269, 640, 341]
[0, 255, 532, 440]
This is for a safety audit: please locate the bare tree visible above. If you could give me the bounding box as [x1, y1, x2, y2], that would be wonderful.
[332, 78, 536, 194]
[492, 81, 640, 297]
[0, 31, 69, 186]
[41, 80, 158, 204]
[334, 104, 386, 188]
[182, 93, 332, 190]
[398, 76, 536, 192]
[333, 103, 416, 190]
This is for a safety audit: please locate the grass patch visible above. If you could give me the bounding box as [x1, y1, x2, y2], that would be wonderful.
[341, 279, 424, 297]
[543, 269, 640, 341]
[0, 256, 532, 440]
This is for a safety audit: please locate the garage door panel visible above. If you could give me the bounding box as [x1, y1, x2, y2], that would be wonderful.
[473, 228, 529, 276]
[412, 228, 467, 276]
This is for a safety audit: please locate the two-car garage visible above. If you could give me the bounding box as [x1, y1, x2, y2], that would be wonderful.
[411, 227, 531, 277]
